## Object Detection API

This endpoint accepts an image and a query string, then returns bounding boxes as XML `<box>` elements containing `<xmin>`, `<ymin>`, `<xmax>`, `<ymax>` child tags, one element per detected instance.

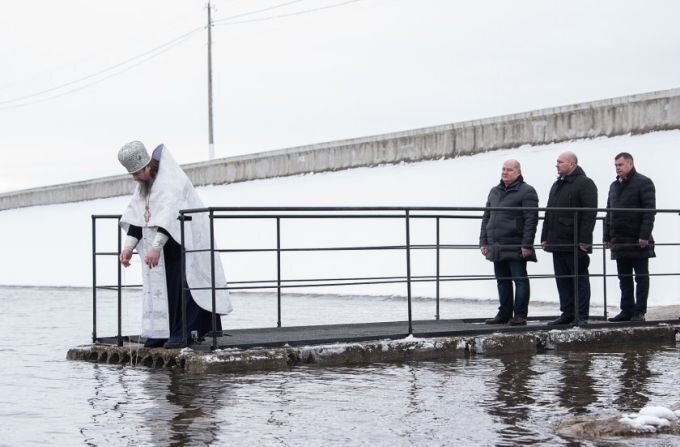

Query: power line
<box><xmin>0</xmin><ymin>27</ymin><xmax>203</xmax><ymax>108</ymax></box>
<box><xmin>0</xmin><ymin>31</ymin><xmax>200</xmax><ymax>110</ymax></box>
<box><xmin>212</xmin><ymin>0</ymin><xmax>308</xmax><ymax>25</ymax></box>
<box><xmin>0</xmin><ymin>51</ymin><xmax>102</xmax><ymax>92</ymax></box>
<box><xmin>214</xmin><ymin>0</ymin><xmax>362</xmax><ymax>26</ymax></box>
<box><xmin>0</xmin><ymin>0</ymin><xmax>366</xmax><ymax>110</ymax></box>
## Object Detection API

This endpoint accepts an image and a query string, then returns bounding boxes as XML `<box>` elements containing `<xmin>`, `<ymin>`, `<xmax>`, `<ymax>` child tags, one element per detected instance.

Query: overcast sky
<box><xmin>1</xmin><ymin>0</ymin><xmax>679</xmax><ymax>192</ymax></box>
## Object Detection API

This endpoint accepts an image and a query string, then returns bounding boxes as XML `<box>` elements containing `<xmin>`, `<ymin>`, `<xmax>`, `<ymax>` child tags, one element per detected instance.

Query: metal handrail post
<box><xmin>180</xmin><ymin>214</ymin><xmax>188</xmax><ymax>348</ymax></box>
<box><xmin>435</xmin><ymin>216</ymin><xmax>440</xmax><ymax>320</ymax></box>
<box><xmin>209</xmin><ymin>209</ymin><xmax>218</xmax><ymax>350</ymax></box>
<box><xmin>602</xmin><ymin>242</ymin><xmax>608</xmax><ymax>319</ymax></box>
<box><xmin>573</xmin><ymin>210</ymin><xmax>580</xmax><ymax>325</ymax></box>
<box><xmin>276</xmin><ymin>217</ymin><xmax>282</xmax><ymax>328</ymax></box>
<box><xmin>117</xmin><ymin>217</ymin><xmax>123</xmax><ymax>346</ymax></box>
<box><xmin>405</xmin><ymin>210</ymin><xmax>413</xmax><ymax>334</ymax></box>
<box><xmin>91</xmin><ymin>216</ymin><xmax>97</xmax><ymax>343</ymax></box>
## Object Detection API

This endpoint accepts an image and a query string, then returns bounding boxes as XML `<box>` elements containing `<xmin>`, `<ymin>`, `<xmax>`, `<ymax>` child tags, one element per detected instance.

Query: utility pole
<box><xmin>207</xmin><ymin>0</ymin><xmax>215</xmax><ymax>160</ymax></box>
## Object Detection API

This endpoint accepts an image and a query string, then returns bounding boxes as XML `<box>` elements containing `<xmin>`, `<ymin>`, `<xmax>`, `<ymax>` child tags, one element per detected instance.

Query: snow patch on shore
<box><xmin>619</xmin><ymin>406</ymin><xmax>680</xmax><ymax>433</ymax></box>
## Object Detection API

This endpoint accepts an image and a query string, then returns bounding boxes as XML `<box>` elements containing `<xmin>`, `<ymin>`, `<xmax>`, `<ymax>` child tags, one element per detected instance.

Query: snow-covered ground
<box><xmin>2</xmin><ymin>130</ymin><xmax>680</xmax><ymax>307</ymax></box>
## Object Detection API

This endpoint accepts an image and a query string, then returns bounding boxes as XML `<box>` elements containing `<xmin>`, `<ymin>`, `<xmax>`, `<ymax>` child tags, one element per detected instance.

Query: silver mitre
<box><xmin>118</xmin><ymin>141</ymin><xmax>151</xmax><ymax>173</ymax></box>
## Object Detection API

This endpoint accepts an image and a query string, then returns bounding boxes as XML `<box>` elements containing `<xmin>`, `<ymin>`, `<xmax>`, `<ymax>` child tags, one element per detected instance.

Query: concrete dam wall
<box><xmin>1</xmin><ymin>88</ymin><xmax>679</xmax><ymax>211</ymax></box>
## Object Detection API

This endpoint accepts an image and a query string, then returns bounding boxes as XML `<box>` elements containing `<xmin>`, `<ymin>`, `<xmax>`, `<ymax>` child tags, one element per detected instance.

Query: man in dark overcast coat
<box><xmin>604</xmin><ymin>152</ymin><xmax>656</xmax><ymax>322</ymax></box>
<box><xmin>541</xmin><ymin>151</ymin><xmax>597</xmax><ymax>325</ymax></box>
<box><xmin>480</xmin><ymin>159</ymin><xmax>539</xmax><ymax>326</ymax></box>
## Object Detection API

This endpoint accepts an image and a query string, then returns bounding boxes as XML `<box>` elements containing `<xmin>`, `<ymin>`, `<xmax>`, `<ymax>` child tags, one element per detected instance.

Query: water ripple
<box><xmin>3</xmin><ymin>286</ymin><xmax>680</xmax><ymax>445</ymax></box>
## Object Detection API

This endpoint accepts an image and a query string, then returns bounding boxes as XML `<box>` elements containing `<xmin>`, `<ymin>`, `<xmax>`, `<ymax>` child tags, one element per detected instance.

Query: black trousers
<box><xmin>164</xmin><ymin>243</ymin><xmax>222</xmax><ymax>343</ymax></box>
<box><xmin>616</xmin><ymin>257</ymin><xmax>650</xmax><ymax>316</ymax></box>
<box><xmin>552</xmin><ymin>251</ymin><xmax>591</xmax><ymax>319</ymax></box>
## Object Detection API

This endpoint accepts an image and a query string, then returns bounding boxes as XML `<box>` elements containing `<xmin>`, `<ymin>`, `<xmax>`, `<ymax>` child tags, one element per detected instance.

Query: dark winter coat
<box><xmin>603</xmin><ymin>168</ymin><xmax>656</xmax><ymax>259</ymax></box>
<box><xmin>540</xmin><ymin>166</ymin><xmax>598</xmax><ymax>253</ymax></box>
<box><xmin>479</xmin><ymin>176</ymin><xmax>539</xmax><ymax>262</ymax></box>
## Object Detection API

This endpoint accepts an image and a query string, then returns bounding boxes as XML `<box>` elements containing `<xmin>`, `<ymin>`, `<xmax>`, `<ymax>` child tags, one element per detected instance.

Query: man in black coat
<box><xmin>541</xmin><ymin>151</ymin><xmax>598</xmax><ymax>325</ymax></box>
<box><xmin>480</xmin><ymin>159</ymin><xmax>539</xmax><ymax>326</ymax></box>
<box><xmin>603</xmin><ymin>152</ymin><xmax>656</xmax><ymax>322</ymax></box>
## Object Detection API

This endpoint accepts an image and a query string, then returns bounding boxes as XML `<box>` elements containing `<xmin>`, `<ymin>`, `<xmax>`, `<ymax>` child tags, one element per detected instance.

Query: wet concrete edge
<box><xmin>66</xmin><ymin>324</ymin><xmax>680</xmax><ymax>374</ymax></box>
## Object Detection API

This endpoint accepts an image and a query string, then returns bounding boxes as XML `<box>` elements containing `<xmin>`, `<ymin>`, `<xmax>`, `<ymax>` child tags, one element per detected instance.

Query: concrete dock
<box><xmin>67</xmin><ymin>316</ymin><xmax>680</xmax><ymax>374</ymax></box>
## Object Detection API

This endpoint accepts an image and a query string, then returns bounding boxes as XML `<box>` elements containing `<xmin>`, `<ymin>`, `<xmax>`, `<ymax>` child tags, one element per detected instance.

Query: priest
<box><xmin>117</xmin><ymin>141</ymin><xmax>233</xmax><ymax>348</ymax></box>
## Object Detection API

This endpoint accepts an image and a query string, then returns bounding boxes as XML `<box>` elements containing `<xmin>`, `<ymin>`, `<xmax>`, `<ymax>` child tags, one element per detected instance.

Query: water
<box><xmin>1</xmin><ymin>286</ymin><xmax>680</xmax><ymax>446</ymax></box>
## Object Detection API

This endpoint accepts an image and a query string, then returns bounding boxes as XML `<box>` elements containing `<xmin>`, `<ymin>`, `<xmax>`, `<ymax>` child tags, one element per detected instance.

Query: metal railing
<box><xmin>91</xmin><ymin>206</ymin><xmax>677</xmax><ymax>350</ymax></box>
<box><xmin>91</xmin><ymin>214</ymin><xmax>123</xmax><ymax>346</ymax></box>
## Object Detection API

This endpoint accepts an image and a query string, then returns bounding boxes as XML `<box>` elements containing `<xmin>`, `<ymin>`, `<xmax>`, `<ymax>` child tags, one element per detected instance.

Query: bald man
<box><xmin>541</xmin><ymin>151</ymin><xmax>598</xmax><ymax>325</ymax></box>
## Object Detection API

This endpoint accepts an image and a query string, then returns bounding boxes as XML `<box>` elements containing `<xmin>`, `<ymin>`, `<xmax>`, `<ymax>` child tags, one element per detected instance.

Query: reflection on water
<box><xmin>559</xmin><ymin>353</ymin><xmax>598</xmax><ymax>414</ymax></box>
<box><xmin>614</xmin><ymin>350</ymin><xmax>655</xmax><ymax>412</ymax></box>
<box><xmin>73</xmin><ymin>349</ymin><xmax>680</xmax><ymax>446</ymax></box>
<box><xmin>3</xmin><ymin>286</ymin><xmax>680</xmax><ymax>446</ymax></box>
<box><xmin>487</xmin><ymin>355</ymin><xmax>542</xmax><ymax>444</ymax></box>
<box><xmin>144</xmin><ymin>372</ymin><xmax>223</xmax><ymax>446</ymax></box>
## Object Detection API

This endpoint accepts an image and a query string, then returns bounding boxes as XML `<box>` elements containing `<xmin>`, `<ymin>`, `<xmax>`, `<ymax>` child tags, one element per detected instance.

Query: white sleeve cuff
<box><xmin>151</xmin><ymin>231</ymin><xmax>169</xmax><ymax>250</ymax></box>
<box><xmin>124</xmin><ymin>235</ymin><xmax>139</xmax><ymax>251</ymax></box>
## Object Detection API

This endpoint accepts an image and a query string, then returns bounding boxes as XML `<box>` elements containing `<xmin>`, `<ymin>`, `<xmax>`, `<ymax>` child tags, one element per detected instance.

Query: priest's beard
<box><xmin>139</xmin><ymin>179</ymin><xmax>154</xmax><ymax>196</ymax></box>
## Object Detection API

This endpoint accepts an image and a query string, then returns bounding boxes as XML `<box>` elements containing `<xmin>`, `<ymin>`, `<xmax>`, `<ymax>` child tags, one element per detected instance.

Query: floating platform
<box><xmin>67</xmin><ymin>317</ymin><xmax>680</xmax><ymax>373</ymax></box>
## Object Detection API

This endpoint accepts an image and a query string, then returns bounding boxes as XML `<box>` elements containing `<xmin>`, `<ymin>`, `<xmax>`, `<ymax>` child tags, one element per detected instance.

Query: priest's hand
<box><xmin>120</xmin><ymin>249</ymin><xmax>133</xmax><ymax>267</ymax></box>
<box><xmin>145</xmin><ymin>248</ymin><xmax>161</xmax><ymax>268</ymax></box>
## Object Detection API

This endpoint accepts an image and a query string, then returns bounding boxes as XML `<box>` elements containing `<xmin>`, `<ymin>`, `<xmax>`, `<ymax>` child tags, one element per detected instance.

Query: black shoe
<box><xmin>485</xmin><ymin>314</ymin><xmax>510</xmax><ymax>324</ymax></box>
<box><xmin>163</xmin><ymin>337</ymin><xmax>192</xmax><ymax>349</ymax></box>
<box><xmin>608</xmin><ymin>311</ymin><xmax>632</xmax><ymax>322</ymax></box>
<box><xmin>509</xmin><ymin>317</ymin><xmax>527</xmax><ymax>326</ymax></box>
<box><xmin>547</xmin><ymin>315</ymin><xmax>574</xmax><ymax>326</ymax></box>
<box><xmin>630</xmin><ymin>313</ymin><xmax>646</xmax><ymax>322</ymax></box>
